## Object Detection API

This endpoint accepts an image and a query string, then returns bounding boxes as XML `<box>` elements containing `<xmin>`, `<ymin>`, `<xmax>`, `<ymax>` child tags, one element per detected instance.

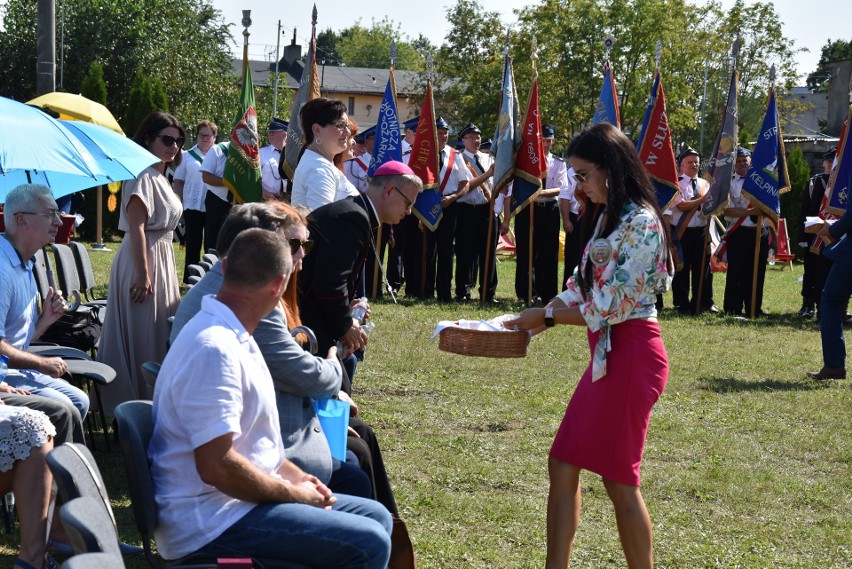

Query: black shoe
<box><xmin>806</xmin><ymin>367</ymin><xmax>846</xmax><ymax>380</ymax></box>
<box><xmin>702</xmin><ymin>305</ymin><xmax>720</xmax><ymax>314</ymax></box>
<box><xmin>797</xmin><ymin>305</ymin><xmax>813</xmax><ymax>317</ymax></box>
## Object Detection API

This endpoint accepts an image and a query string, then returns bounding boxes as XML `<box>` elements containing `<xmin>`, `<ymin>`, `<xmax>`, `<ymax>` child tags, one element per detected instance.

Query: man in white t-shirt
<box><xmin>174</xmin><ymin>120</ymin><xmax>217</xmax><ymax>281</ymax></box>
<box><xmin>150</xmin><ymin>228</ymin><xmax>392</xmax><ymax>568</ymax></box>
<box><xmin>201</xmin><ymin>141</ymin><xmax>230</xmax><ymax>253</ymax></box>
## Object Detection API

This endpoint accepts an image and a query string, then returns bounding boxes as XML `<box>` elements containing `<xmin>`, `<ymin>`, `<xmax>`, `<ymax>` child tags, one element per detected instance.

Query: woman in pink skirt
<box><xmin>506</xmin><ymin>123</ymin><xmax>671</xmax><ymax>568</ymax></box>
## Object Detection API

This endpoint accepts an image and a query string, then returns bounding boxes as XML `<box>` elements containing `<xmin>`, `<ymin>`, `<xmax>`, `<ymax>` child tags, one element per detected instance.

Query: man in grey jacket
<box><xmin>170</xmin><ymin>202</ymin><xmax>370</xmax><ymax>497</ymax></box>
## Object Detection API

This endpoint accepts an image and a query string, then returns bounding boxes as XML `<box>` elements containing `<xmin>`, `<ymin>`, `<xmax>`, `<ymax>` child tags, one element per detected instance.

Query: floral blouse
<box><xmin>556</xmin><ymin>201</ymin><xmax>671</xmax><ymax>381</ymax></box>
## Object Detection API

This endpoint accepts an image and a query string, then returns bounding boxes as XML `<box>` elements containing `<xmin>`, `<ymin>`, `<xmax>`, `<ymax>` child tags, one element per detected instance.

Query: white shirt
<box><xmin>200</xmin><ymin>143</ymin><xmax>229</xmax><ymax>202</ymax></box>
<box><xmin>541</xmin><ymin>154</ymin><xmax>569</xmax><ymax>202</ymax></box>
<box><xmin>558</xmin><ymin>166</ymin><xmax>581</xmax><ymax>215</ymax></box>
<box><xmin>173</xmin><ymin>145</ymin><xmax>207</xmax><ymax>212</ymax></box>
<box><xmin>344</xmin><ymin>152</ymin><xmax>371</xmax><ymax>192</ymax></box>
<box><xmin>149</xmin><ymin>295</ymin><xmax>285</xmax><ymax>560</ymax></box>
<box><xmin>259</xmin><ymin>144</ymin><xmax>287</xmax><ymax>198</ymax></box>
<box><xmin>665</xmin><ymin>176</ymin><xmax>708</xmax><ymax>228</ymax></box>
<box><xmin>458</xmin><ymin>150</ymin><xmax>493</xmax><ymax>206</ymax></box>
<box><xmin>291</xmin><ymin>149</ymin><xmax>356</xmax><ymax>211</ymax></box>
<box><xmin>438</xmin><ymin>146</ymin><xmax>471</xmax><ymax>196</ymax></box>
<box><xmin>725</xmin><ymin>173</ymin><xmax>760</xmax><ymax>228</ymax></box>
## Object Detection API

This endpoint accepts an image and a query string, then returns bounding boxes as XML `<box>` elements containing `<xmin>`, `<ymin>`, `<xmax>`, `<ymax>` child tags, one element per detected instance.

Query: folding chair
<box><xmin>59</xmin><ymin>496</ymin><xmax>122</xmax><ymax>557</ymax></box>
<box><xmin>496</xmin><ymin>228</ymin><xmax>516</xmax><ymax>261</ymax></box>
<box><xmin>69</xmin><ymin>240</ymin><xmax>109</xmax><ymax>306</ymax></box>
<box><xmin>770</xmin><ymin>218</ymin><xmax>795</xmax><ymax>271</ymax></box>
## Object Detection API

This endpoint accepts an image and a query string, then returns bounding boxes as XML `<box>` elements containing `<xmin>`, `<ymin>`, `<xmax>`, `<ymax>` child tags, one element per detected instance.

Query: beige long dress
<box><xmin>97</xmin><ymin>166</ymin><xmax>182</xmax><ymax>416</ymax></box>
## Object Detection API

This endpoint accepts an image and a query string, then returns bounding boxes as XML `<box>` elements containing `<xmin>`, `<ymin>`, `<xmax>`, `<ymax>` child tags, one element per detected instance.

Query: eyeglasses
<box><xmin>391</xmin><ymin>186</ymin><xmax>413</xmax><ymax>209</ymax></box>
<box><xmin>154</xmin><ymin>134</ymin><xmax>186</xmax><ymax>147</ymax></box>
<box><xmin>571</xmin><ymin>164</ymin><xmax>601</xmax><ymax>185</ymax></box>
<box><xmin>197</xmin><ymin>132</ymin><xmax>215</xmax><ymax>140</ymax></box>
<box><xmin>288</xmin><ymin>238</ymin><xmax>314</xmax><ymax>256</ymax></box>
<box><xmin>18</xmin><ymin>210</ymin><xmax>61</xmax><ymax>220</ymax></box>
<box><xmin>329</xmin><ymin>120</ymin><xmax>352</xmax><ymax>133</ymax></box>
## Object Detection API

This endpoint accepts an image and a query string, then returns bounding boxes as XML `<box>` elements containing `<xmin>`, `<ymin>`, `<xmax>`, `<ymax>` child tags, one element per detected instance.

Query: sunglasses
<box><xmin>154</xmin><ymin>134</ymin><xmax>186</xmax><ymax>147</ymax></box>
<box><xmin>289</xmin><ymin>238</ymin><xmax>314</xmax><ymax>256</ymax></box>
<box><xmin>571</xmin><ymin>164</ymin><xmax>600</xmax><ymax>184</ymax></box>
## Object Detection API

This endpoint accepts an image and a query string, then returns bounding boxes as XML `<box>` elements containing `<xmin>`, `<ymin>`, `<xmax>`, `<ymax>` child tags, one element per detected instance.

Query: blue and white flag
<box><xmin>592</xmin><ymin>61</ymin><xmax>621</xmax><ymax>128</ymax></box>
<box><xmin>742</xmin><ymin>88</ymin><xmax>789</xmax><ymax>231</ymax></box>
<box><xmin>491</xmin><ymin>52</ymin><xmax>520</xmax><ymax>195</ymax></box>
<box><xmin>368</xmin><ymin>69</ymin><xmax>402</xmax><ymax>177</ymax></box>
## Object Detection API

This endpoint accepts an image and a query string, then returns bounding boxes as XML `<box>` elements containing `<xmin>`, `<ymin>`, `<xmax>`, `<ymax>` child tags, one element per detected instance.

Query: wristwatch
<box><xmin>544</xmin><ymin>306</ymin><xmax>555</xmax><ymax>327</ymax></box>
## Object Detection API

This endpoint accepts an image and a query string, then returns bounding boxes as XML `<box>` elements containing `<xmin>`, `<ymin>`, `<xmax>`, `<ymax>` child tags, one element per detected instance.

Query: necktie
<box><xmin>691</xmin><ymin>178</ymin><xmax>698</xmax><ymax>199</ymax></box>
<box><xmin>474</xmin><ymin>154</ymin><xmax>485</xmax><ymax>173</ymax></box>
<box><xmin>439</xmin><ymin>149</ymin><xmax>445</xmax><ymax>172</ymax></box>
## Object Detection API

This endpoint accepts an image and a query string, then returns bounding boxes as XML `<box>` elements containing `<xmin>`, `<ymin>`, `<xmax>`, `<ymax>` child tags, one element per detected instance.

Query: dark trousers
<box><xmin>820</xmin><ymin>260</ymin><xmax>852</xmax><ymax>369</ymax></box>
<box><xmin>385</xmin><ymin>224</ymin><xmax>404</xmax><ymax>294</ymax></box>
<box><xmin>672</xmin><ymin>226</ymin><xmax>714</xmax><ymax>312</ymax></box>
<box><xmin>364</xmin><ymin>223</ymin><xmax>393</xmax><ymax>299</ymax></box>
<box><xmin>801</xmin><ymin>249</ymin><xmax>833</xmax><ymax>310</ymax></box>
<box><xmin>435</xmin><ymin>202</ymin><xmax>459</xmax><ymax>301</ymax></box>
<box><xmin>455</xmin><ymin>203</ymin><xmax>497</xmax><ymax>301</ymax></box>
<box><xmin>204</xmin><ymin>191</ymin><xmax>231</xmax><ymax>254</ymax></box>
<box><xmin>514</xmin><ymin>200</ymin><xmax>560</xmax><ymax>303</ymax></box>
<box><xmin>182</xmin><ymin>209</ymin><xmax>207</xmax><ymax>282</ymax></box>
<box><xmin>0</xmin><ymin>393</ymin><xmax>85</xmax><ymax>445</ymax></box>
<box><xmin>348</xmin><ymin>416</ymin><xmax>399</xmax><ymax>517</ymax></box>
<box><xmin>723</xmin><ymin>226</ymin><xmax>769</xmax><ymax>316</ymax></box>
<box><xmin>399</xmin><ymin>214</ymin><xmax>424</xmax><ymax>298</ymax></box>
<box><xmin>562</xmin><ymin>212</ymin><xmax>582</xmax><ymax>290</ymax></box>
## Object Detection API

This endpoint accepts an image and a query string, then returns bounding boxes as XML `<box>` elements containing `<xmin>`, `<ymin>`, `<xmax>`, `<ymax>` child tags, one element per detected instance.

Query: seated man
<box><xmin>171</xmin><ymin>203</ymin><xmax>370</xmax><ymax>498</ymax></box>
<box><xmin>0</xmin><ymin>184</ymin><xmax>89</xmax><ymax>419</ymax></box>
<box><xmin>150</xmin><ymin>228</ymin><xmax>392</xmax><ymax>567</ymax></box>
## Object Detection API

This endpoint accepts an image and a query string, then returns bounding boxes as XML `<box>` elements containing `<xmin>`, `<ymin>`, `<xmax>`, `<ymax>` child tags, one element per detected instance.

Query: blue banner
<box><xmin>368</xmin><ymin>72</ymin><xmax>402</xmax><ymax>177</ymax></box>
<box><xmin>492</xmin><ymin>53</ymin><xmax>520</xmax><ymax>195</ymax></box>
<box><xmin>826</xmin><ymin>111</ymin><xmax>851</xmax><ymax>217</ymax></box>
<box><xmin>635</xmin><ymin>70</ymin><xmax>679</xmax><ymax>211</ymax></box>
<box><xmin>592</xmin><ymin>61</ymin><xmax>621</xmax><ymax>128</ymax></box>
<box><xmin>742</xmin><ymin>88</ymin><xmax>789</xmax><ymax>230</ymax></box>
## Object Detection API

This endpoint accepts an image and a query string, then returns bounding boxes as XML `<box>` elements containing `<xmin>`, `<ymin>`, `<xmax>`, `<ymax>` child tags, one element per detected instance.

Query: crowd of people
<box><xmin>1</xmin><ymin>93</ymin><xmax>849</xmax><ymax>568</ymax></box>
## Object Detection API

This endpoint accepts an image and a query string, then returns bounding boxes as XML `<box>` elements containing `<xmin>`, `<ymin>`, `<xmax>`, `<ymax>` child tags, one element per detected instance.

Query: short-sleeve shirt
<box><xmin>173</xmin><ymin>145</ymin><xmax>207</xmax><ymax>212</ymax></box>
<box><xmin>439</xmin><ymin>146</ymin><xmax>471</xmax><ymax>196</ymax></box>
<box><xmin>291</xmin><ymin>149</ymin><xmax>344</xmax><ymax>211</ymax></box>
<box><xmin>558</xmin><ymin>166</ymin><xmax>581</xmax><ymax>215</ymax></box>
<box><xmin>117</xmin><ymin>166</ymin><xmax>183</xmax><ymax>235</ymax></box>
<box><xmin>0</xmin><ymin>235</ymin><xmax>38</xmax><ymax>350</ymax></box>
<box><xmin>149</xmin><ymin>295</ymin><xmax>285</xmax><ymax>560</ymax></box>
<box><xmin>200</xmin><ymin>143</ymin><xmax>229</xmax><ymax>202</ymax></box>
<box><xmin>665</xmin><ymin>177</ymin><xmax>708</xmax><ymax>228</ymax></box>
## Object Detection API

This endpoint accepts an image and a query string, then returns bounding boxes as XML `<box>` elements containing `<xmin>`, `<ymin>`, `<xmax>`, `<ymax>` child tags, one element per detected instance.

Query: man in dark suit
<box><xmin>797</xmin><ymin>149</ymin><xmax>835</xmax><ymax>317</ymax></box>
<box><xmin>298</xmin><ymin>161</ymin><xmax>423</xmax><ymax>356</ymax></box>
<box><xmin>806</xmin><ymin>198</ymin><xmax>851</xmax><ymax>380</ymax></box>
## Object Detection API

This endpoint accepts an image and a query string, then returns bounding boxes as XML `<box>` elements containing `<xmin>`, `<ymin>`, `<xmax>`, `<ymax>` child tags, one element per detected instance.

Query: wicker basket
<box><xmin>438</xmin><ymin>326</ymin><xmax>530</xmax><ymax>358</ymax></box>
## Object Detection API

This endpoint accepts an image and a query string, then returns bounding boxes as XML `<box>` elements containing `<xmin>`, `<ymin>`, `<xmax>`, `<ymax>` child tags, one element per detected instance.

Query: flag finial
<box><xmin>604</xmin><ymin>34</ymin><xmax>615</xmax><ymax>61</ymax></box>
<box><xmin>311</xmin><ymin>4</ymin><xmax>317</xmax><ymax>26</ymax></box>
<box><xmin>390</xmin><ymin>40</ymin><xmax>397</xmax><ymax>66</ymax></box>
<box><xmin>769</xmin><ymin>63</ymin><xmax>776</xmax><ymax>86</ymax></box>
<box><xmin>531</xmin><ymin>35</ymin><xmax>538</xmax><ymax>62</ymax></box>
<box><xmin>241</xmin><ymin>10</ymin><xmax>251</xmax><ymax>30</ymax></box>
<box><xmin>503</xmin><ymin>28</ymin><xmax>510</xmax><ymax>57</ymax></box>
<box><xmin>655</xmin><ymin>40</ymin><xmax>662</xmax><ymax>69</ymax></box>
<box><xmin>426</xmin><ymin>53</ymin><xmax>433</xmax><ymax>81</ymax></box>
<box><xmin>730</xmin><ymin>38</ymin><xmax>740</xmax><ymax>71</ymax></box>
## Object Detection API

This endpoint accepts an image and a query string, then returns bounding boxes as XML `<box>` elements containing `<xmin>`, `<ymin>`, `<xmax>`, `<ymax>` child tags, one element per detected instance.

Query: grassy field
<box><xmin>2</xmin><ymin>242</ymin><xmax>850</xmax><ymax>568</ymax></box>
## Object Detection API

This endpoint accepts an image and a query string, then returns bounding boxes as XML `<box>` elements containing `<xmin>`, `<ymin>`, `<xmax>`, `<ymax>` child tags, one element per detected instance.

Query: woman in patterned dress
<box><xmin>98</xmin><ymin>112</ymin><xmax>184</xmax><ymax>415</ymax></box>
<box><xmin>506</xmin><ymin>123</ymin><xmax>671</xmax><ymax>568</ymax></box>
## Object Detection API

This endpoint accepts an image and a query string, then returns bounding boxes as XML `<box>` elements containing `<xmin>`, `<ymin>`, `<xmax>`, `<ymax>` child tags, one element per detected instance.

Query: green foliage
<box><xmin>0</xmin><ymin>0</ymin><xmax>238</xmax><ymax>137</ymax></box>
<box><xmin>151</xmin><ymin>77</ymin><xmax>169</xmax><ymax>113</ymax></box>
<box><xmin>316</xmin><ymin>27</ymin><xmax>342</xmax><ymax>65</ymax></box>
<box><xmin>80</xmin><ymin>62</ymin><xmax>108</xmax><ymax>105</ymax></box>
<box><xmin>335</xmin><ymin>18</ymin><xmax>426</xmax><ymax>71</ymax></box>
<box><xmin>806</xmin><ymin>38</ymin><xmax>852</xmax><ymax>92</ymax></box>
<box><xmin>123</xmin><ymin>70</ymin><xmax>156</xmax><ymax>136</ymax></box>
<box><xmin>780</xmin><ymin>145</ymin><xmax>811</xmax><ymax>246</ymax></box>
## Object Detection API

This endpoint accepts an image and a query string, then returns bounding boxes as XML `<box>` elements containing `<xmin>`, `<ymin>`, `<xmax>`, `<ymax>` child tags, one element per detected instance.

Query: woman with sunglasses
<box><xmin>291</xmin><ymin>98</ymin><xmax>359</xmax><ymax>211</ymax></box>
<box><xmin>98</xmin><ymin>111</ymin><xmax>184</xmax><ymax>416</ymax></box>
<box><xmin>505</xmin><ymin>123</ymin><xmax>671</xmax><ymax>569</ymax></box>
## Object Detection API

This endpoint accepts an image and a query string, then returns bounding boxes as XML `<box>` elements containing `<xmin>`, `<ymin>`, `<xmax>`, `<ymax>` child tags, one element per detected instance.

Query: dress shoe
<box><xmin>806</xmin><ymin>367</ymin><xmax>846</xmax><ymax>380</ymax></box>
<box><xmin>702</xmin><ymin>304</ymin><xmax>720</xmax><ymax>314</ymax></box>
<box><xmin>797</xmin><ymin>305</ymin><xmax>814</xmax><ymax>317</ymax></box>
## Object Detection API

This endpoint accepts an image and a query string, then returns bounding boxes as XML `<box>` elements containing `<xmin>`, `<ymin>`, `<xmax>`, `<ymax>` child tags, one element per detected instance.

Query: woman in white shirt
<box><xmin>291</xmin><ymin>98</ymin><xmax>355</xmax><ymax>211</ymax></box>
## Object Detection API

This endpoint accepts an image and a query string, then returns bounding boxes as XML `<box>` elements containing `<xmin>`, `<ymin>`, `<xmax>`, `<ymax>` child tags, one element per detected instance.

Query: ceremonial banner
<box><xmin>592</xmin><ymin>61</ymin><xmax>621</xmax><ymax>128</ymax></box>
<box><xmin>368</xmin><ymin>68</ymin><xmax>402</xmax><ymax>177</ymax></box>
<box><xmin>742</xmin><ymin>88</ymin><xmax>789</xmax><ymax>231</ymax></box>
<box><xmin>223</xmin><ymin>62</ymin><xmax>262</xmax><ymax>203</ymax></box>
<box><xmin>701</xmin><ymin>68</ymin><xmax>738</xmax><ymax>216</ymax></box>
<box><xmin>409</xmin><ymin>81</ymin><xmax>442</xmax><ymax>231</ymax></box>
<box><xmin>635</xmin><ymin>69</ymin><xmax>679</xmax><ymax>211</ymax></box>
<box><xmin>512</xmin><ymin>74</ymin><xmax>546</xmax><ymax>215</ymax></box>
<box><xmin>826</xmin><ymin>107</ymin><xmax>851</xmax><ymax>217</ymax></box>
<box><xmin>283</xmin><ymin>28</ymin><xmax>320</xmax><ymax>179</ymax></box>
<box><xmin>491</xmin><ymin>52</ymin><xmax>520</xmax><ymax>196</ymax></box>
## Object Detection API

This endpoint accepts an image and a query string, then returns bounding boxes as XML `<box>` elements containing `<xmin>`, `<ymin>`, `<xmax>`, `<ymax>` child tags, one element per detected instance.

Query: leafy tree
<box><xmin>781</xmin><ymin>145</ymin><xmax>812</xmax><ymax>246</ymax></box>
<box><xmin>806</xmin><ymin>39</ymin><xmax>852</xmax><ymax>92</ymax></box>
<box><xmin>0</xmin><ymin>0</ymin><xmax>238</xmax><ymax>135</ymax></box>
<box><xmin>316</xmin><ymin>28</ymin><xmax>342</xmax><ymax>65</ymax></box>
<box><xmin>151</xmin><ymin>77</ymin><xmax>169</xmax><ymax>112</ymax></box>
<box><xmin>336</xmin><ymin>19</ymin><xmax>425</xmax><ymax>71</ymax></box>
<box><xmin>80</xmin><ymin>62</ymin><xmax>107</xmax><ymax>106</ymax></box>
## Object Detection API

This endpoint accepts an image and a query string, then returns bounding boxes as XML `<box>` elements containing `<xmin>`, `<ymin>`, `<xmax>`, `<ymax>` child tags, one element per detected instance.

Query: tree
<box><xmin>0</xmin><ymin>0</ymin><xmax>238</xmax><ymax>135</ymax></box>
<box><xmin>123</xmin><ymin>70</ymin><xmax>156</xmax><ymax>136</ymax></box>
<box><xmin>806</xmin><ymin>39</ymin><xmax>852</xmax><ymax>92</ymax></box>
<box><xmin>316</xmin><ymin>28</ymin><xmax>342</xmax><ymax>66</ymax></box>
<box><xmin>80</xmin><ymin>62</ymin><xmax>107</xmax><ymax>106</ymax></box>
<box><xmin>335</xmin><ymin>19</ymin><xmax>425</xmax><ymax>71</ymax></box>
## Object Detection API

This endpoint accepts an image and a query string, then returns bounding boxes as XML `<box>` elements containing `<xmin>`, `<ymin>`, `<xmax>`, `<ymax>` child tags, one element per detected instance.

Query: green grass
<box><xmin>3</xmin><ymin>243</ymin><xmax>850</xmax><ymax>568</ymax></box>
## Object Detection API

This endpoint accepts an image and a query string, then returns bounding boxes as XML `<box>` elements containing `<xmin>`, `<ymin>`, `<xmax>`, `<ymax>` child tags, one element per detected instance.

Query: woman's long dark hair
<box><xmin>567</xmin><ymin>123</ymin><xmax>666</xmax><ymax>297</ymax></box>
<box><xmin>133</xmin><ymin>111</ymin><xmax>184</xmax><ymax>167</ymax></box>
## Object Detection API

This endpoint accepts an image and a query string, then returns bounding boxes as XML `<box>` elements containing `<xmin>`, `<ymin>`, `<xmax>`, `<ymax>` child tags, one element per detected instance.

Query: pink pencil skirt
<box><xmin>550</xmin><ymin>318</ymin><xmax>668</xmax><ymax>486</ymax></box>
